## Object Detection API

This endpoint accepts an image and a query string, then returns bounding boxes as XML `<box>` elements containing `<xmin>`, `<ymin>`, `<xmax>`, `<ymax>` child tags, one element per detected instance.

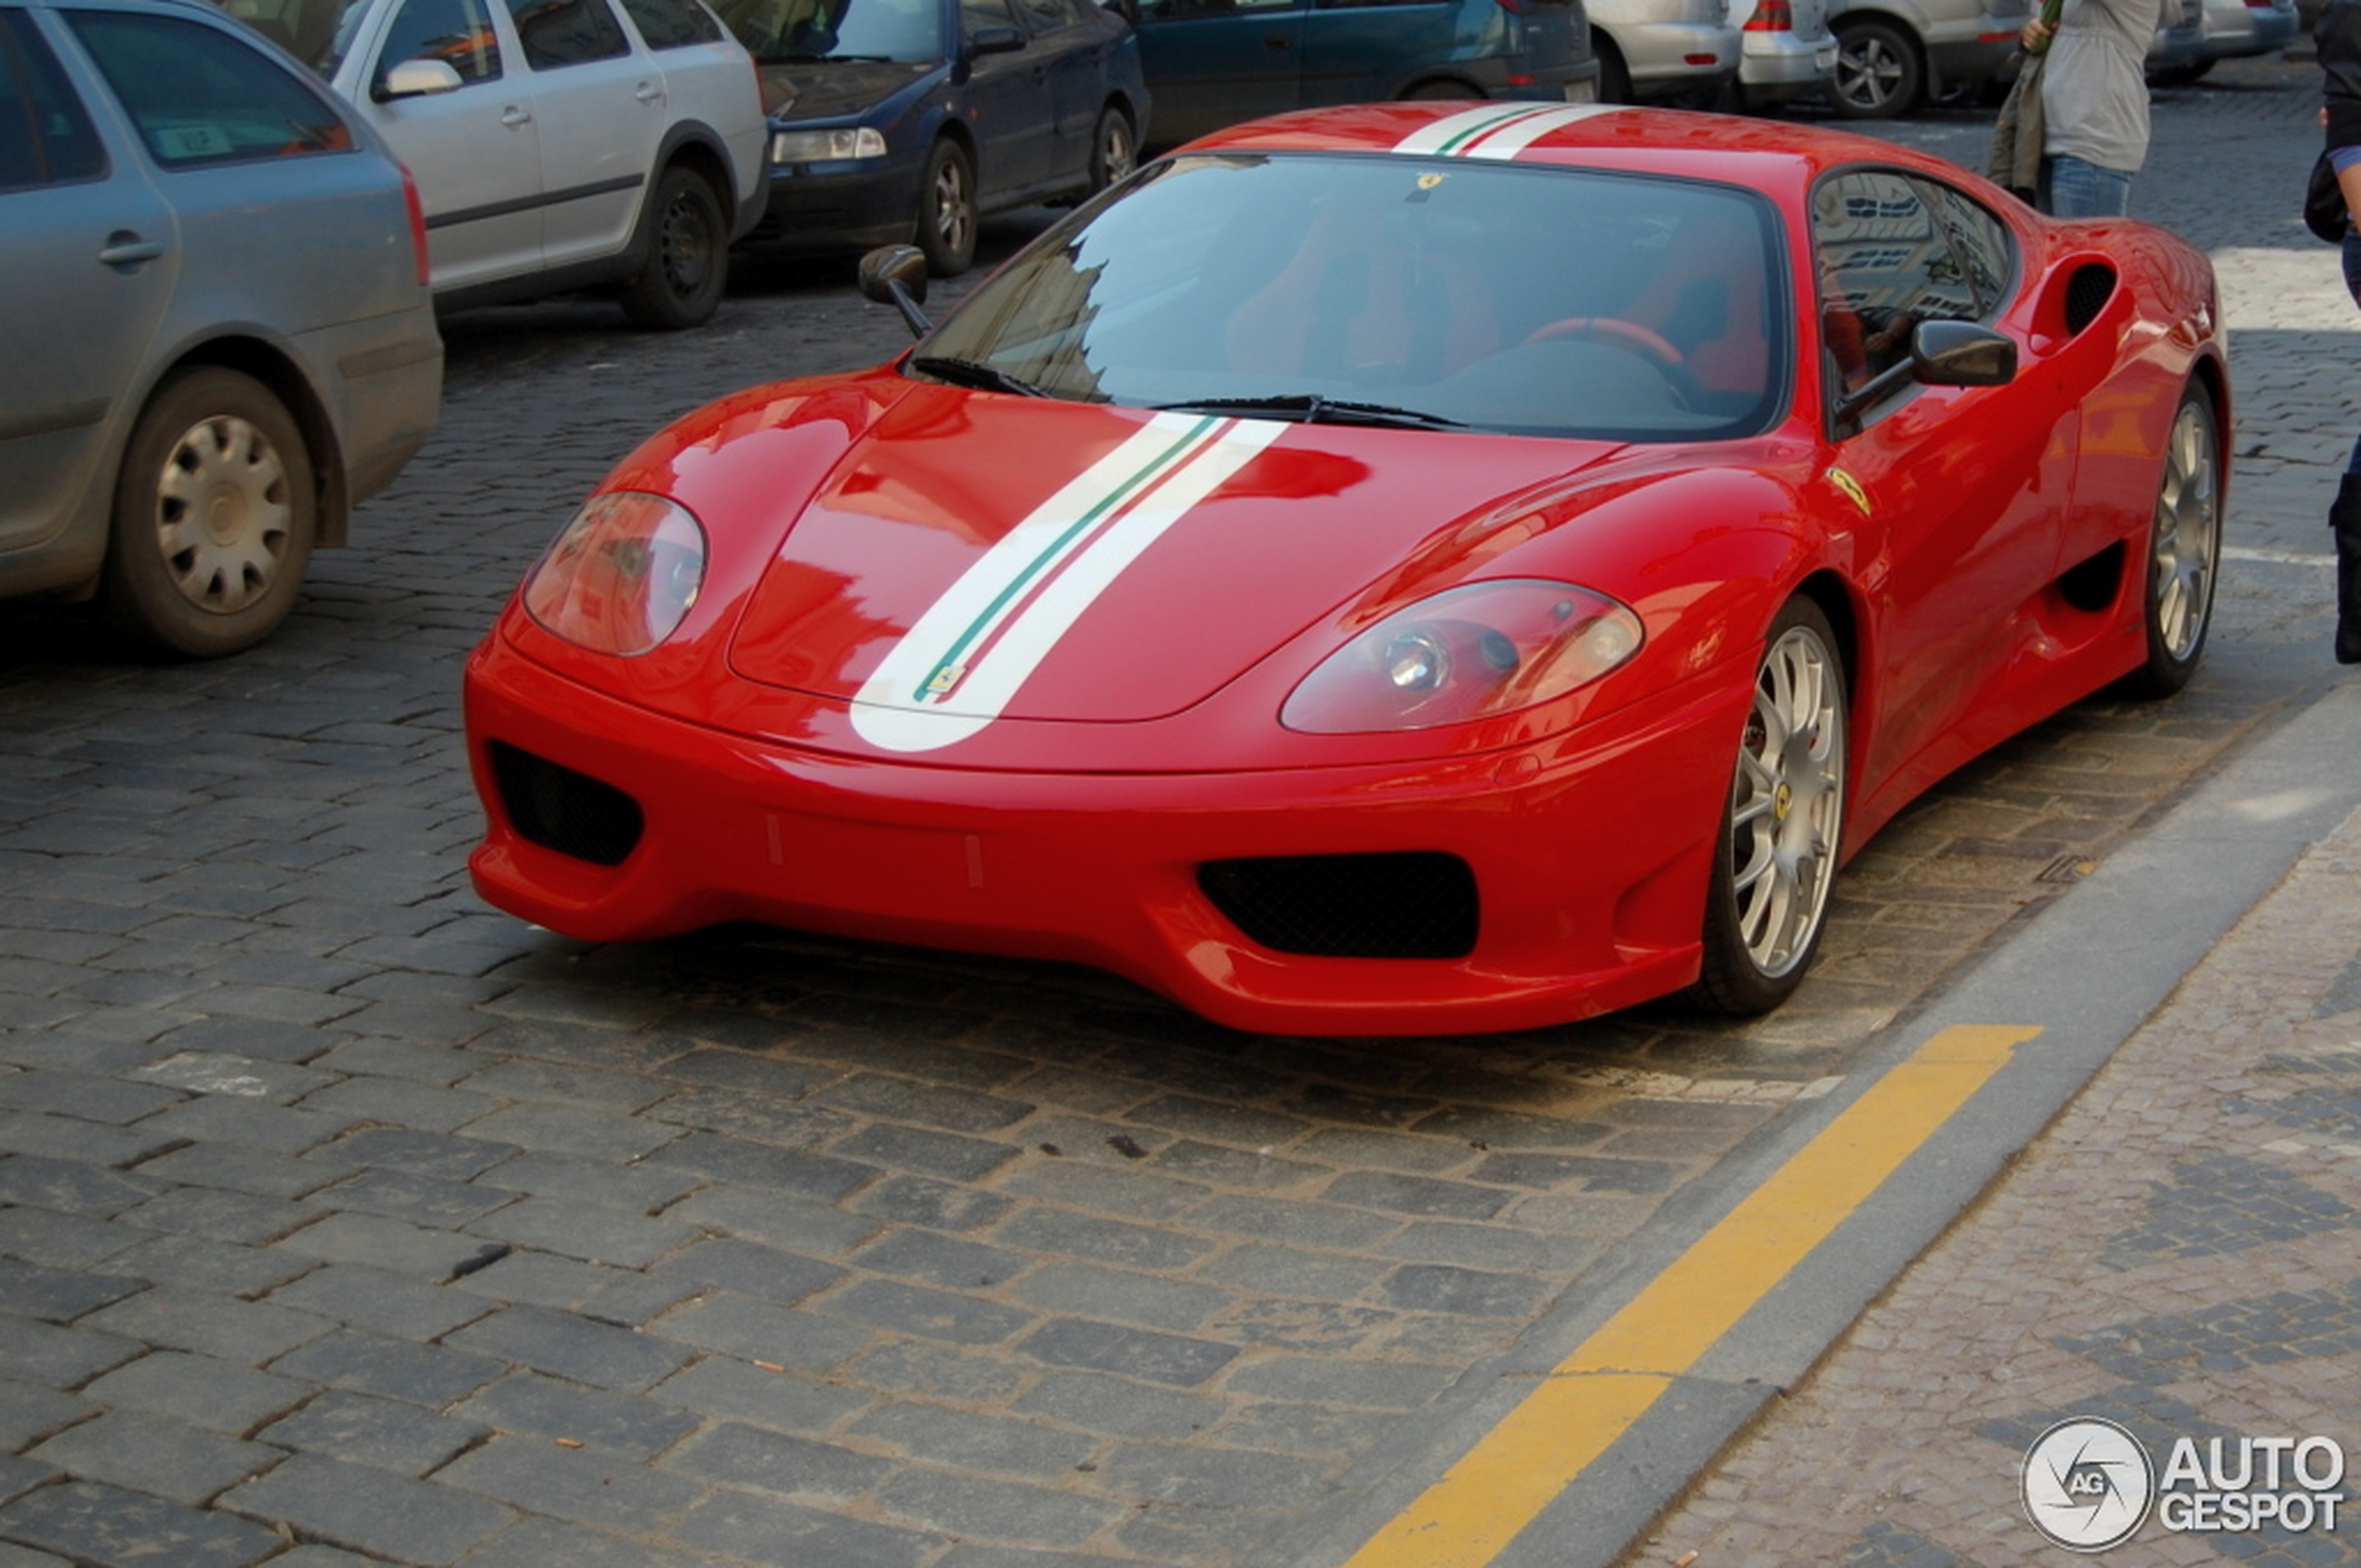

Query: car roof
<box><xmin>1180</xmin><ymin>102</ymin><xmax>1979</xmax><ymax>199</ymax></box>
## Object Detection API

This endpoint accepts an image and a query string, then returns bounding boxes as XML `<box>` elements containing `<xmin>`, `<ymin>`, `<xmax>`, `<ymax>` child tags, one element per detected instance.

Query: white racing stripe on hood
<box><xmin>850</xmin><ymin>412</ymin><xmax>1287</xmax><ymax>755</ymax></box>
<box><xmin>1390</xmin><ymin>102</ymin><xmax>1626</xmax><ymax>159</ymax></box>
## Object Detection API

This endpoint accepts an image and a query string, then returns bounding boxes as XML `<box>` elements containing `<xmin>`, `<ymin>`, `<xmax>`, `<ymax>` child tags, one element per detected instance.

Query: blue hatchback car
<box><xmin>724</xmin><ymin>0</ymin><xmax>1150</xmax><ymax>275</ymax></box>
<box><xmin>1131</xmin><ymin>0</ymin><xmax>1598</xmax><ymax>150</ymax></box>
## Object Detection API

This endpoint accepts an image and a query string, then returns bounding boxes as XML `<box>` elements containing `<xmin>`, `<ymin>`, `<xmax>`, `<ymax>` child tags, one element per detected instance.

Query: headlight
<box><xmin>1281</xmin><ymin>579</ymin><xmax>1643</xmax><ymax>734</ymax></box>
<box><xmin>522</xmin><ymin>493</ymin><xmax>706</xmax><ymax>657</ymax></box>
<box><xmin>770</xmin><ymin>126</ymin><xmax>887</xmax><ymax>163</ymax></box>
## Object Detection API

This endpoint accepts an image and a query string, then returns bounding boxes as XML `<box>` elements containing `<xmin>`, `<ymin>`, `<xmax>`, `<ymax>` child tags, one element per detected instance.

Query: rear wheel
<box><xmin>1691</xmin><ymin>597</ymin><xmax>1848</xmax><ymax>1015</ymax></box>
<box><xmin>619</xmin><ymin>165</ymin><xmax>728</xmax><ymax>330</ymax></box>
<box><xmin>100</xmin><ymin>367</ymin><xmax>317</xmax><ymax>658</ymax></box>
<box><xmin>917</xmin><ymin>138</ymin><xmax>978</xmax><ymax>277</ymax></box>
<box><xmin>1828</xmin><ymin>17</ymin><xmax>1921</xmax><ymax>118</ymax></box>
<box><xmin>2123</xmin><ymin>379</ymin><xmax>2222</xmax><ymax>698</ymax></box>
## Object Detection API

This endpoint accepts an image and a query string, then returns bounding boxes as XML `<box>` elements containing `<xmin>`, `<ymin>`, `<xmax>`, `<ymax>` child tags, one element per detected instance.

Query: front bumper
<box><xmin>464</xmin><ymin>638</ymin><xmax>1749</xmax><ymax>1036</ymax></box>
<box><xmin>743</xmin><ymin>152</ymin><xmax>920</xmax><ymax>252</ymax></box>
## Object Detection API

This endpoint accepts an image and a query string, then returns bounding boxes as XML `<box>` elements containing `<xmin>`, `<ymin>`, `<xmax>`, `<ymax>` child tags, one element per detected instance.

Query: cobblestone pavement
<box><xmin>0</xmin><ymin>57</ymin><xmax>2353</xmax><ymax>1568</ymax></box>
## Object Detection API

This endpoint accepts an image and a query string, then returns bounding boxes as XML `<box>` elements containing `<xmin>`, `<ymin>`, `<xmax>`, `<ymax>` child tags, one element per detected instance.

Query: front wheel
<box><xmin>916</xmin><ymin>138</ymin><xmax>978</xmax><ymax>277</ymax></box>
<box><xmin>620</xmin><ymin>165</ymin><xmax>728</xmax><ymax>330</ymax></box>
<box><xmin>1089</xmin><ymin>104</ymin><xmax>1136</xmax><ymax>193</ymax></box>
<box><xmin>1691</xmin><ymin>597</ymin><xmax>1849</xmax><ymax>1015</ymax></box>
<box><xmin>100</xmin><ymin>367</ymin><xmax>318</xmax><ymax>659</ymax></box>
<box><xmin>2122</xmin><ymin>379</ymin><xmax>2222</xmax><ymax>699</ymax></box>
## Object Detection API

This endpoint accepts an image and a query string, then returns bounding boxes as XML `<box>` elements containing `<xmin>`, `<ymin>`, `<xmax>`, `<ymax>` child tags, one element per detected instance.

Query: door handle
<box><xmin>500</xmin><ymin>104</ymin><xmax>532</xmax><ymax>126</ymax></box>
<box><xmin>635</xmin><ymin>81</ymin><xmax>662</xmax><ymax>102</ymax></box>
<box><xmin>99</xmin><ymin>232</ymin><xmax>165</xmax><ymax>267</ymax></box>
<box><xmin>1262</xmin><ymin>33</ymin><xmax>1291</xmax><ymax>48</ymax></box>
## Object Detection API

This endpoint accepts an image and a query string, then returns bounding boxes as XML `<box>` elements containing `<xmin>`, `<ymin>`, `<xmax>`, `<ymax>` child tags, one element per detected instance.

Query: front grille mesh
<box><xmin>1197</xmin><ymin>851</ymin><xmax>1479</xmax><ymax>959</ymax></box>
<box><xmin>489</xmin><ymin>743</ymin><xmax>644</xmax><ymax>867</ymax></box>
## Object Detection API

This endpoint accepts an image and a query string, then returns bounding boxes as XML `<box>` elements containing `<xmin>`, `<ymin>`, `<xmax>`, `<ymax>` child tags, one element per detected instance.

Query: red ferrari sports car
<box><xmin>464</xmin><ymin>101</ymin><xmax>2227</xmax><ymax>1036</ymax></box>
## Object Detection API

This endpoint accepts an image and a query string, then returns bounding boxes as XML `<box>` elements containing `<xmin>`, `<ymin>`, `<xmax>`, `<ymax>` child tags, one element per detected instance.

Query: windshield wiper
<box><xmin>909</xmin><ymin>357</ymin><xmax>1049</xmax><ymax>398</ymax></box>
<box><xmin>1151</xmin><ymin>394</ymin><xmax>1463</xmax><ymax>430</ymax></box>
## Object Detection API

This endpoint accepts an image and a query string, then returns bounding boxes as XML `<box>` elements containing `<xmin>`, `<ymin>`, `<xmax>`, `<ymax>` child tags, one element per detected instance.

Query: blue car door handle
<box><xmin>98</xmin><ymin>232</ymin><xmax>165</xmax><ymax>267</ymax></box>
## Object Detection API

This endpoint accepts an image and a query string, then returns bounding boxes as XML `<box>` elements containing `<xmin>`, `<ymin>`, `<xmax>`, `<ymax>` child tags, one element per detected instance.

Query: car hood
<box><xmin>722</xmin><ymin>389</ymin><xmax>1626</xmax><ymax>754</ymax></box>
<box><xmin>758</xmin><ymin>59</ymin><xmax>938</xmax><ymax>119</ymax></box>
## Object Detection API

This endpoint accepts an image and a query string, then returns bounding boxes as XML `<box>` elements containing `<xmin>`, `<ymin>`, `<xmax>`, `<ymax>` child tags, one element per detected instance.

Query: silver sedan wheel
<box><xmin>153</xmin><ymin>411</ymin><xmax>293</xmax><ymax>615</ymax></box>
<box><xmin>1728</xmin><ymin>619</ymin><xmax>1847</xmax><ymax>981</ymax></box>
<box><xmin>2150</xmin><ymin>389</ymin><xmax>2220</xmax><ymax>665</ymax></box>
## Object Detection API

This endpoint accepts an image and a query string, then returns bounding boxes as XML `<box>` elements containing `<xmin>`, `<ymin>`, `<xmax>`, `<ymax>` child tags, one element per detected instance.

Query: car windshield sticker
<box><xmin>851</xmin><ymin>413</ymin><xmax>1287</xmax><ymax>753</ymax></box>
<box><xmin>1391</xmin><ymin>103</ymin><xmax>1624</xmax><ymax>160</ymax></box>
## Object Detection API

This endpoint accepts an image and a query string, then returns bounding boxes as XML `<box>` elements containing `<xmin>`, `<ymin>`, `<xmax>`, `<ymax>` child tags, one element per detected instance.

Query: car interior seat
<box><xmin>1618</xmin><ymin>203</ymin><xmax>1773</xmax><ymax>407</ymax></box>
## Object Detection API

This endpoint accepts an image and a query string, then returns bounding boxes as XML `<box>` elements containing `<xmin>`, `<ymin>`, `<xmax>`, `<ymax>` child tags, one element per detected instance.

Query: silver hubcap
<box><xmin>2151</xmin><ymin>397</ymin><xmax>2219</xmax><ymax>662</ymax></box>
<box><xmin>1103</xmin><ymin>121</ymin><xmax>1134</xmax><ymax>184</ymax></box>
<box><xmin>1729</xmin><ymin>626</ymin><xmax>1845</xmax><ymax>979</ymax></box>
<box><xmin>154</xmin><ymin>414</ymin><xmax>289</xmax><ymax>615</ymax></box>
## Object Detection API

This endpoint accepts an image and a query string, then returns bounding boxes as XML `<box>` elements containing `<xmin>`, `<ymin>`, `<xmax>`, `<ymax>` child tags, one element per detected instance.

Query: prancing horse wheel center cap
<box><xmin>1774</xmin><ymin>782</ymin><xmax>1793</xmax><ymax>821</ymax></box>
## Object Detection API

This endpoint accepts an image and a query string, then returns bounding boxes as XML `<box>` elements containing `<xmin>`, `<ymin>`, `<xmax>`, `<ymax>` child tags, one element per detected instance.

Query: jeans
<box><xmin>2039</xmin><ymin>155</ymin><xmax>2134</xmax><ymax>218</ymax></box>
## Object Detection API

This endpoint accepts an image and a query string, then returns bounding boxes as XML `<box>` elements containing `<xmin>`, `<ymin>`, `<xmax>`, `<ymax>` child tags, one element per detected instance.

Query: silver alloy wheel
<box><xmin>153</xmin><ymin>412</ymin><xmax>291</xmax><ymax>615</ymax></box>
<box><xmin>1835</xmin><ymin>33</ymin><xmax>1905</xmax><ymax>111</ymax></box>
<box><xmin>1728</xmin><ymin>621</ymin><xmax>1846</xmax><ymax>980</ymax></box>
<box><xmin>2151</xmin><ymin>390</ymin><xmax>2220</xmax><ymax>663</ymax></box>
<box><xmin>932</xmin><ymin>153</ymin><xmax>973</xmax><ymax>262</ymax></box>
<box><xmin>1100</xmin><ymin>113</ymin><xmax>1135</xmax><ymax>188</ymax></box>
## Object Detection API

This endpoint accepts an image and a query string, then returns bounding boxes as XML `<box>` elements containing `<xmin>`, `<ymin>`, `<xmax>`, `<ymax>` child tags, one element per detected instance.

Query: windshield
<box><xmin>914</xmin><ymin>152</ymin><xmax>1789</xmax><ymax>442</ymax></box>
<box><xmin>712</xmin><ymin>0</ymin><xmax>941</xmax><ymax>61</ymax></box>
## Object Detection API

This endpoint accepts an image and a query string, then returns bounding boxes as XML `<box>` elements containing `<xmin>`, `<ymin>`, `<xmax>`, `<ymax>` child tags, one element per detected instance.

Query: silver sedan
<box><xmin>0</xmin><ymin>0</ymin><xmax>442</xmax><ymax>656</ymax></box>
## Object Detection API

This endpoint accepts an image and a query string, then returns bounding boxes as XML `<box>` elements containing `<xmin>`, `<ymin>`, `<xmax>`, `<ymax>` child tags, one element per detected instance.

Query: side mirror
<box><xmin>1909</xmin><ymin>319</ymin><xmax>2017</xmax><ymax>388</ymax></box>
<box><xmin>379</xmin><ymin>58</ymin><xmax>464</xmax><ymax>99</ymax></box>
<box><xmin>1835</xmin><ymin>318</ymin><xmax>2017</xmax><ymax>422</ymax></box>
<box><xmin>859</xmin><ymin>244</ymin><xmax>932</xmax><ymax>337</ymax></box>
<box><xmin>969</xmin><ymin>23</ymin><xmax>1025</xmax><ymax>54</ymax></box>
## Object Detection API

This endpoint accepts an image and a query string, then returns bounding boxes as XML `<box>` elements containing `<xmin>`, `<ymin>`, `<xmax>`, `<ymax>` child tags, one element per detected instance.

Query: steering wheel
<box><xmin>1520</xmin><ymin>316</ymin><xmax>1700</xmax><ymax>410</ymax></box>
<box><xmin>1522</xmin><ymin>315</ymin><xmax>1684</xmax><ymax>365</ymax></box>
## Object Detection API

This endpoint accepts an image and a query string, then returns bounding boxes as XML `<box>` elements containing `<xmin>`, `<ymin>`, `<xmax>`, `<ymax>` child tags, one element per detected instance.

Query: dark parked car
<box><xmin>0</xmin><ymin>0</ymin><xmax>441</xmax><ymax>655</ymax></box>
<box><xmin>1131</xmin><ymin>0</ymin><xmax>1597</xmax><ymax>150</ymax></box>
<box><xmin>721</xmin><ymin>0</ymin><xmax>1150</xmax><ymax>275</ymax></box>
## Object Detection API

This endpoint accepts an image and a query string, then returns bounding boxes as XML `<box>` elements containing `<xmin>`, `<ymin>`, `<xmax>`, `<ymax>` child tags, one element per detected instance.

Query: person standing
<box><xmin>2322</xmin><ymin>0</ymin><xmax>2361</xmax><ymax>662</ymax></box>
<box><xmin>2019</xmin><ymin>0</ymin><xmax>2168</xmax><ymax>217</ymax></box>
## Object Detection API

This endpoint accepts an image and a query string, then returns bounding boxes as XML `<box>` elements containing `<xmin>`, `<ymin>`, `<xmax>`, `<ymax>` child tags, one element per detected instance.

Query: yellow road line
<box><xmin>1342</xmin><ymin>1022</ymin><xmax>2041</xmax><ymax>1568</ymax></box>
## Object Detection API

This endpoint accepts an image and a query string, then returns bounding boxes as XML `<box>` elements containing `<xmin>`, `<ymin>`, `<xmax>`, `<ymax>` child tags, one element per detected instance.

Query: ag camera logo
<box><xmin>2023</xmin><ymin>1418</ymin><xmax>2154</xmax><ymax>1552</ymax></box>
<box><xmin>2022</xmin><ymin>1419</ymin><xmax>2348</xmax><ymax>1551</ymax></box>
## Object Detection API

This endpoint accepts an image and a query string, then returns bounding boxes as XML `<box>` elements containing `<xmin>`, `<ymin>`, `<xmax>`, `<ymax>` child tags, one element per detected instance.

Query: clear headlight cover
<box><xmin>770</xmin><ymin>126</ymin><xmax>888</xmax><ymax>163</ymax></box>
<box><xmin>522</xmin><ymin>493</ymin><xmax>706</xmax><ymax>658</ymax></box>
<box><xmin>1282</xmin><ymin>579</ymin><xmax>1644</xmax><ymax>734</ymax></box>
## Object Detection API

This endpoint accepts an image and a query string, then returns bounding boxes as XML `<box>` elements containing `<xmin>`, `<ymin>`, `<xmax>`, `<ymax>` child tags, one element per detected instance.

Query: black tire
<box><xmin>99</xmin><ymin>366</ymin><xmax>317</xmax><ymax>659</ymax></box>
<box><xmin>1593</xmin><ymin>34</ymin><xmax>1633</xmax><ymax>103</ymax></box>
<box><xmin>619</xmin><ymin>165</ymin><xmax>729</xmax><ymax>331</ymax></box>
<box><xmin>2122</xmin><ymin>379</ymin><xmax>2222</xmax><ymax>699</ymax></box>
<box><xmin>1828</xmin><ymin>17</ymin><xmax>1922</xmax><ymax>119</ymax></box>
<box><xmin>916</xmin><ymin>138</ymin><xmax>978</xmax><ymax>278</ymax></box>
<box><xmin>1088</xmin><ymin>103</ymin><xmax>1137</xmax><ymax>194</ymax></box>
<box><xmin>1690</xmin><ymin>596</ymin><xmax>1849</xmax><ymax>1016</ymax></box>
<box><xmin>1402</xmin><ymin>78</ymin><xmax>1482</xmax><ymax>100</ymax></box>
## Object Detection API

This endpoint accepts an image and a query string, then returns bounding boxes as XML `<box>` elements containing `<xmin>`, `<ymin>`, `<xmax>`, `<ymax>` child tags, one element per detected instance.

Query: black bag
<box><xmin>2308</xmin><ymin>151</ymin><xmax>2349</xmax><ymax>244</ymax></box>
